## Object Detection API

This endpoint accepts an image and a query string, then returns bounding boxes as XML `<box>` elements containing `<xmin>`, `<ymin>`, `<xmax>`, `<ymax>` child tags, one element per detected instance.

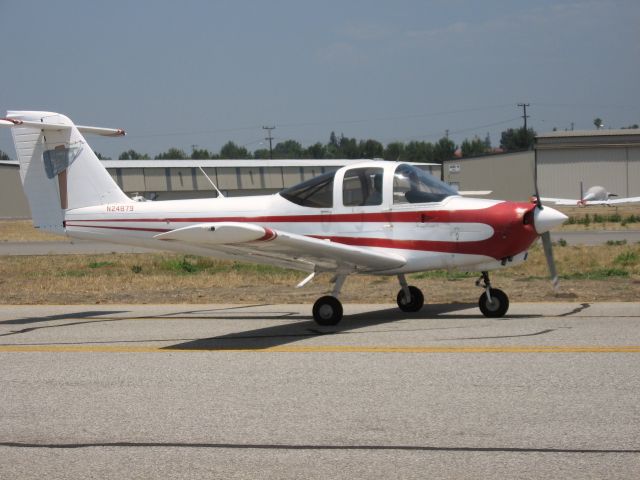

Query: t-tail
<box><xmin>1</xmin><ymin>111</ymin><xmax>131</xmax><ymax>233</ymax></box>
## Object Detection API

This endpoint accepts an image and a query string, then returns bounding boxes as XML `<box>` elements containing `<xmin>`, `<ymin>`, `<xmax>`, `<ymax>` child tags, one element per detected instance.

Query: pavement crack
<box><xmin>0</xmin><ymin>441</ymin><xmax>638</xmax><ymax>454</ymax></box>
<box><xmin>558</xmin><ymin>303</ymin><xmax>591</xmax><ymax>317</ymax></box>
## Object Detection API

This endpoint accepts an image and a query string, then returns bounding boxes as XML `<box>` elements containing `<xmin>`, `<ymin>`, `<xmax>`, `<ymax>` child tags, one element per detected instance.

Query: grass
<box><xmin>0</xmin><ymin>220</ymin><xmax>64</xmax><ymax>242</ymax></box>
<box><xmin>0</xmin><ymin>242</ymin><xmax>638</xmax><ymax>305</ymax></box>
<box><xmin>1</xmin><ymin>220</ymin><xmax>640</xmax><ymax>305</ymax></box>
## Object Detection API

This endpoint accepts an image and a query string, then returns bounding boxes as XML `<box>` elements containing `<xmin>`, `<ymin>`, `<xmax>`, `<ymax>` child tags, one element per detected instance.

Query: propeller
<box><xmin>533</xmin><ymin>144</ymin><xmax>565</xmax><ymax>291</ymax></box>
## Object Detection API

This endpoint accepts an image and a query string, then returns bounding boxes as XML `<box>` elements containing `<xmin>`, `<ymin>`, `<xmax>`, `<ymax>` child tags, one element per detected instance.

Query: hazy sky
<box><xmin>1</xmin><ymin>0</ymin><xmax>638</xmax><ymax>158</ymax></box>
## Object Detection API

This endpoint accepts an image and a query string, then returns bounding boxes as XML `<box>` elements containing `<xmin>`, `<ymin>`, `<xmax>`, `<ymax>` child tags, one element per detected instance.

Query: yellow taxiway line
<box><xmin>0</xmin><ymin>345</ymin><xmax>639</xmax><ymax>353</ymax></box>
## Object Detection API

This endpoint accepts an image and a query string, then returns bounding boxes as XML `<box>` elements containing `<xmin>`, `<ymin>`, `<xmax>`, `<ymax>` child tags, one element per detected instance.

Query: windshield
<box><xmin>393</xmin><ymin>164</ymin><xmax>457</xmax><ymax>204</ymax></box>
<box><xmin>279</xmin><ymin>171</ymin><xmax>335</xmax><ymax>208</ymax></box>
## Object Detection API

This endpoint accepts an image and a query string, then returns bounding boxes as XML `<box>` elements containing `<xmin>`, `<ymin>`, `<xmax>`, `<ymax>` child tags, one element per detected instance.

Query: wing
<box><xmin>605</xmin><ymin>197</ymin><xmax>640</xmax><ymax>205</ymax></box>
<box><xmin>457</xmin><ymin>190</ymin><xmax>492</xmax><ymax>196</ymax></box>
<box><xmin>539</xmin><ymin>197</ymin><xmax>579</xmax><ymax>206</ymax></box>
<box><xmin>540</xmin><ymin>196</ymin><xmax>640</xmax><ymax>205</ymax></box>
<box><xmin>154</xmin><ymin>222</ymin><xmax>406</xmax><ymax>273</ymax></box>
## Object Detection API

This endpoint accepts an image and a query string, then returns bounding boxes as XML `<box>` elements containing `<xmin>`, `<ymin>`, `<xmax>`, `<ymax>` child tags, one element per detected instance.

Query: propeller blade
<box><xmin>541</xmin><ymin>231</ymin><xmax>559</xmax><ymax>291</ymax></box>
<box><xmin>533</xmin><ymin>146</ymin><xmax>542</xmax><ymax>208</ymax></box>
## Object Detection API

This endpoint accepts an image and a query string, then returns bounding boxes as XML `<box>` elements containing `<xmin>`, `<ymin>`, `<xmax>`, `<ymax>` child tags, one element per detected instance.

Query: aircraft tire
<box><xmin>313</xmin><ymin>296</ymin><xmax>343</xmax><ymax>326</ymax></box>
<box><xmin>397</xmin><ymin>286</ymin><xmax>424</xmax><ymax>312</ymax></box>
<box><xmin>478</xmin><ymin>288</ymin><xmax>509</xmax><ymax>318</ymax></box>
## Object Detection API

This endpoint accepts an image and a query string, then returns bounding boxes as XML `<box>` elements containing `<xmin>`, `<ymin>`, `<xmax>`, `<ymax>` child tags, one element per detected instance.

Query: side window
<box><xmin>342</xmin><ymin>167</ymin><xmax>384</xmax><ymax>207</ymax></box>
<box><xmin>279</xmin><ymin>171</ymin><xmax>334</xmax><ymax>208</ymax></box>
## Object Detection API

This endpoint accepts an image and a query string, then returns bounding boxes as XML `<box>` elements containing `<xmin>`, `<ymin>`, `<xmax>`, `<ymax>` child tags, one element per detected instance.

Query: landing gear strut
<box><xmin>396</xmin><ymin>274</ymin><xmax>424</xmax><ymax>312</ymax></box>
<box><xmin>476</xmin><ymin>271</ymin><xmax>509</xmax><ymax>318</ymax></box>
<box><xmin>312</xmin><ymin>274</ymin><xmax>346</xmax><ymax>326</ymax></box>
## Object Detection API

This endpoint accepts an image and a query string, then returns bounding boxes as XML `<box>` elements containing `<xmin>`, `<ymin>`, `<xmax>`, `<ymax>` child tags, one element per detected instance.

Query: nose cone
<box><xmin>534</xmin><ymin>206</ymin><xmax>567</xmax><ymax>234</ymax></box>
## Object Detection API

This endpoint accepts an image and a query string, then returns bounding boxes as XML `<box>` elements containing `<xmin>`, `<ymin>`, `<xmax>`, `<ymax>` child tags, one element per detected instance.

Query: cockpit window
<box><xmin>393</xmin><ymin>164</ymin><xmax>457</xmax><ymax>204</ymax></box>
<box><xmin>279</xmin><ymin>171</ymin><xmax>334</xmax><ymax>208</ymax></box>
<box><xmin>343</xmin><ymin>167</ymin><xmax>384</xmax><ymax>206</ymax></box>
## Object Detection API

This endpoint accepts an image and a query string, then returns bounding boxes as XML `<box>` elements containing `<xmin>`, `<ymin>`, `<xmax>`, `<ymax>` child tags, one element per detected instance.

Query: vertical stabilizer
<box><xmin>6</xmin><ymin>111</ymin><xmax>131</xmax><ymax>233</ymax></box>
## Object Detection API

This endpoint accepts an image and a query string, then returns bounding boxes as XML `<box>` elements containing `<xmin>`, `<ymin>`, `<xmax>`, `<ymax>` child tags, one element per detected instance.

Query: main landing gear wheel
<box><xmin>313</xmin><ymin>296</ymin><xmax>343</xmax><ymax>326</ymax></box>
<box><xmin>396</xmin><ymin>286</ymin><xmax>424</xmax><ymax>312</ymax></box>
<box><xmin>478</xmin><ymin>288</ymin><xmax>509</xmax><ymax>318</ymax></box>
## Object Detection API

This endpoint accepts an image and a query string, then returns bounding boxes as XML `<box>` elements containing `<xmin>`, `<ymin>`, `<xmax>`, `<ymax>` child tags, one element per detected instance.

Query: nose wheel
<box><xmin>476</xmin><ymin>271</ymin><xmax>509</xmax><ymax>317</ymax></box>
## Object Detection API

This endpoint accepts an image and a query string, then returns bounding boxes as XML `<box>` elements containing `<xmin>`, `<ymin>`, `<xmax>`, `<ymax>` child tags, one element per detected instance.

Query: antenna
<box><xmin>198</xmin><ymin>166</ymin><xmax>224</xmax><ymax>198</ymax></box>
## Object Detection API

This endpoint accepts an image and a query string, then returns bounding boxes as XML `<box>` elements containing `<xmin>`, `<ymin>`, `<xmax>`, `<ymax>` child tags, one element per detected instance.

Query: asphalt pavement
<box><xmin>1</xmin><ymin>302</ymin><xmax>639</xmax><ymax>479</ymax></box>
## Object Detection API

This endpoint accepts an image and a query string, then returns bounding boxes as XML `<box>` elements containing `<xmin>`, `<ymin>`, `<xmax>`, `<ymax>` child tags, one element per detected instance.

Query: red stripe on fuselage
<box><xmin>66</xmin><ymin>202</ymin><xmax>530</xmax><ymax>225</ymax></box>
<box><xmin>65</xmin><ymin>202</ymin><xmax>539</xmax><ymax>259</ymax></box>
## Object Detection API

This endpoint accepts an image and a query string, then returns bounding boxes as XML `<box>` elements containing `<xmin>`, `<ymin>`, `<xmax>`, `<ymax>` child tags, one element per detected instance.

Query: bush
<box><xmin>614</xmin><ymin>250</ymin><xmax>639</xmax><ymax>266</ymax></box>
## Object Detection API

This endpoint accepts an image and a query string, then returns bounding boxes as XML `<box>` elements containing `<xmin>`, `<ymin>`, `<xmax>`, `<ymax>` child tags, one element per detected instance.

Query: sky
<box><xmin>1</xmin><ymin>0</ymin><xmax>639</xmax><ymax>159</ymax></box>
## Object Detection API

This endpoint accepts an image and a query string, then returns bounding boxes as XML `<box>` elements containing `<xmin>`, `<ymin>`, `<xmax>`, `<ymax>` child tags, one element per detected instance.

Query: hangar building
<box><xmin>443</xmin><ymin>129</ymin><xmax>640</xmax><ymax>202</ymax></box>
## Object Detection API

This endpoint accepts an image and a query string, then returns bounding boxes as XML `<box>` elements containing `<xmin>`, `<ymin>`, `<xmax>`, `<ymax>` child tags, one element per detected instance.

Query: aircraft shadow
<box><xmin>0</xmin><ymin>310</ymin><xmax>127</xmax><ymax>326</ymax></box>
<box><xmin>163</xmin><ymin>303</ymin><xmax>539</xmax><ymax>351</ymax></box>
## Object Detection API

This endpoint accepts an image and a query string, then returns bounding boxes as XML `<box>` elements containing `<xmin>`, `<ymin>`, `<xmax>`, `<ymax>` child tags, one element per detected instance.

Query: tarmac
<box><xmin>1</xmin><ymin>302</ymin><xmax>639</xmax><ymax>479</ymax></box>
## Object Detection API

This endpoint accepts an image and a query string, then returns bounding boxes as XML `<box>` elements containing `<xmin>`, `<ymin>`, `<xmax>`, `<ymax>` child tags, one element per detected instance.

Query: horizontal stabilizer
<box><xmin>0</xmin><ymin>117</ymin><xmax>125</xmax><ymax>136</ymax></box>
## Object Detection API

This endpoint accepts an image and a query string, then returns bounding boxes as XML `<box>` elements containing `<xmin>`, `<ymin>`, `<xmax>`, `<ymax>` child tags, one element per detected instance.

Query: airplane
<box><xmin>1</xmin><ymin>111</ymin><xmax>567</xmax><ymax>325</ymax></box>
<box><xmin>540</xmin><ymin>182</ymin><xmax>640</xmax><ymax>206</ymax></box>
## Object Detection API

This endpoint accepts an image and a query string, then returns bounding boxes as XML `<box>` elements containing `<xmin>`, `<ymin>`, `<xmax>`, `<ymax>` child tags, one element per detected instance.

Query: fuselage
<box><xmin>63</xmin><ymin>161</ymin><xmax>541</xmax><ymax>274</ymax></box>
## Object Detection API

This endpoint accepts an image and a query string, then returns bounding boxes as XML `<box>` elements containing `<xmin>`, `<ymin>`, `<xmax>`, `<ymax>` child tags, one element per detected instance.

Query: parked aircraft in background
<box><xmin>541</xmin><ymin>182</ymin><xmax>640</xmax><ymax>206</ymax></box>
<box><xmin>1</xmin><ymin>111</ymin><xmax>567</xmax><ymax>325</ymax></box>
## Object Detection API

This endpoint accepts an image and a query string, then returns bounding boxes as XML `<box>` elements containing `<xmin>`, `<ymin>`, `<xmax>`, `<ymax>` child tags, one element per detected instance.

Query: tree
<box><xmin>305</xmin><ymin>142</ymin><xmax>327</xmax><ymax>159</ymax></box>
<box><xmin>191</xmin><ymin>147</ymin><xmax>216</xmax><ymax>159</ymax></box>
<box><xmin>0</xmin><ymin>149</ymin><xmax>10</xmax><ymax>160</ymax></box>
<box><xmin>484</xmin><ymin>132</ymin><xmax>491</xmax><ymax>149</ymax></box>
<box><xmin>155</xmin><ymin>148</ymin><xmax>188</xmax><ymax>160</ymax></box>
<box><xmin>338</xmin><ymin>135</ymin><xmax>360</xmax><ymax>158</ymax></box>
<box><xmin>384</xmin><ymin>142</ymin><xmax>405</xmax><ymax>161</ymax></box>
<box><xmin>404</xmin><ymin>141</ymin><xmax>434</xmax><ymax>163</ymax></box>
<box><xmin>329</xmin><ymin>131</ymin><xmax>338</xmax><ymax>148</ymax></box>
<box><xmin>272</xmin><ymin>140</ymin><xmax>303</xmax><ymax>159</ymax></box>
<box><xmin>253</xmin><ymin>148</ymin><xmax>270</xmax><ymax>159</ymax></box>
<box><xmin>621</xmin><ymin>124</ymin><xmax>639</xmax><ymax>129</ymax></box>
<box><xmin>358</xmin><ymin>139</ymin><xmax>384</xmax><ymax>159</ymax></box>
<box><xmin>433</xmin><ymin>137</ymin><xmax>456</xmax><ymax>163</ymax></box>
<box><xmin>219</xmin><ymin>141</ymin><xmax>250</xmax><ymax>159</ymax></box>
<box><xmin>593</xmin><ymin>118</ymin><xmax>604</xmax><ymax>129</ymax></box>
<box><xmin>460</xmin><ymin>137</ymin><xmax>488</xmax><ymax>157</ymax></box>
<box><xmin>94</xmin><ymin>151</ymin><xmax>111</xmax><ymax>160</ymax></box>
<box><xmin>499</xmin><ymin>127</ymin><xmax>536</xmax><ymax>151</ymax></box>
<box><xmin>119</xmin><ymin>149</ymin><xmax>150</xmax><ymax>160</ymax></box>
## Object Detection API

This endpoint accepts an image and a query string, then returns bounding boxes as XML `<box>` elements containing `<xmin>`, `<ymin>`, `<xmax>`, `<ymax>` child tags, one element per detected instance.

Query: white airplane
<box><xmin>1</xmin><ymin>111</ymin><xmax>567</xmax><ymax>325</ymax></box>
<box><xmin>541</xmin><ymin>183</ymin><xmax>640</xmax><ymax>206</ymax></box>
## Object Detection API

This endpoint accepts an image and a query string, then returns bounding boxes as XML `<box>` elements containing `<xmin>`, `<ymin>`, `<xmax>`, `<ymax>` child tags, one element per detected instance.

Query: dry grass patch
<box><xmin>0</xmin><ymin>243</ymin><xmax>639</xmax><ymax>305</ymax></box>
<box><xmin>0</xmin><ymin>220</ymin><xmax>65</xmax><ymax>242</ymax></box>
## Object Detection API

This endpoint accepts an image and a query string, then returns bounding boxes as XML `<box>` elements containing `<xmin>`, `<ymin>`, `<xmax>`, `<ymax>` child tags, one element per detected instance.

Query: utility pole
<box><xmin>517</xmin><ymin>103</ymin><xmax>530</xmax><ymax>131</ymax></box>
<box><xmin>445</xmin><ymin>129</ymin><xmax>449</xmax><ymax>139</ymax></box>
<box><xmin>262</xmin><ymin>126</ymin><xmax>275</xmax><ymax>159</ymax></box>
